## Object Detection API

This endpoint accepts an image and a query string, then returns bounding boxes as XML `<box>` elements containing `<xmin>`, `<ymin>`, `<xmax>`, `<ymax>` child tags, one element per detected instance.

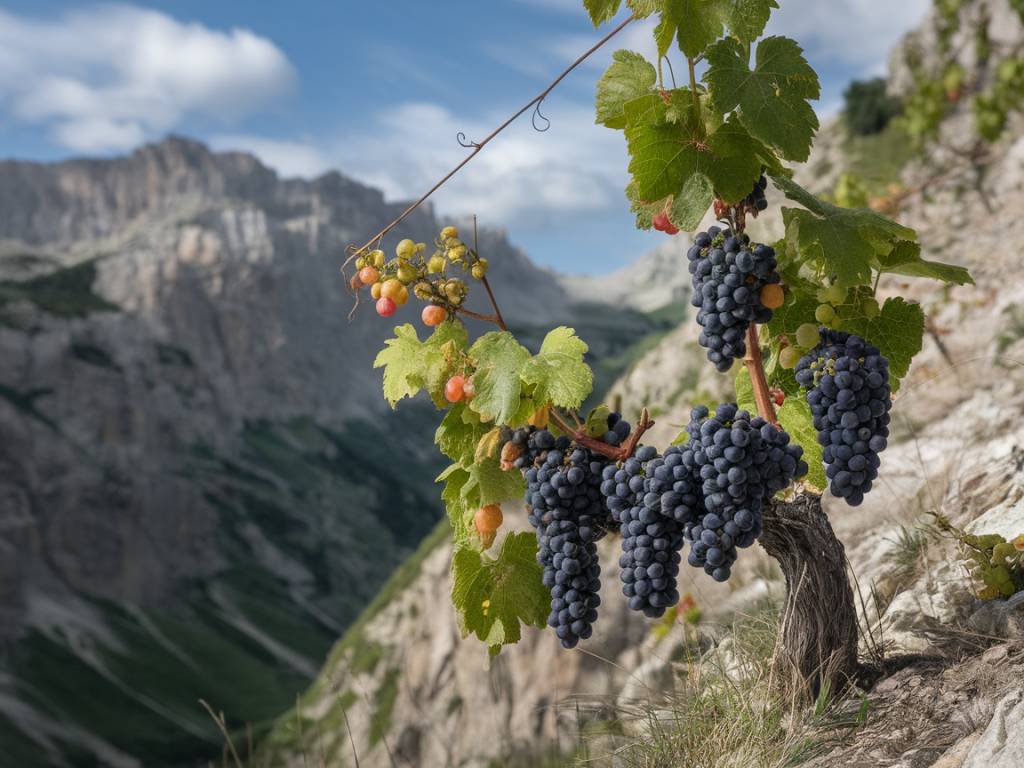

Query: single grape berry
<box><xmin>396</xmin><ymin>239</ymin><xmax>417</xmax><ymax>259</ymax></box>
<box><xmin>371</xmin><ymin>282</ymin><xmax>383</xmax><ymax>300</ymax></box>
<box><xmin>760</xmin><ymin>283</ymin><xmax>785</xmax><ymax>309</ymax></box>
<box><xmin>445</xmin><ymin>375</ymin><xmax>466</xmax><ymax>403</ymax></box>
<box><xmin>462</xmin><ymin>378</ymin><xmax>477</xmax><ymax>401</ymax></box>
<box><xmin>422</xmin><ymin>305</ymin><xmax>447</xmax><ymax>327</ymax></box>
<box><xmin>779</xmin><ymin>346</ymin><xmax>802</xmax><ymax>369</ymax></box>
<box><xmin>770</xmin><ymin>388</ymin><xmax>786</xmax><ymax>407</ymax></box>
<box><xmin>359</xmin><ymin>266</ymin><xmax>380</xmax><ymax>286</ymax></box>
<box><xmin>652</xmin><ymin>211</ymin><xmax>679</xmax><ymax>235</ymax></box>
<box><xmin>795</xmin><ymin>323</ymin><xmax>821</xmax><ymax>349</ymax></box>
<box><xmin>815</xmin><ymin>304</ymin><xmax>836</xmax><ymax>325</ymax></box>
<box><xmin>376</xmin><ymin>296</ymin><xmax>397</xmax><ymax>317</ymax></box>
<box><xmin>475</xmin><ymin>504</ymin><xmax>503</xmax><ymax>534</ymax></box>
<box><xmin>440</xmin><ymin>225</ymin><xmax>459</xmax><ymax>240</ymax></box>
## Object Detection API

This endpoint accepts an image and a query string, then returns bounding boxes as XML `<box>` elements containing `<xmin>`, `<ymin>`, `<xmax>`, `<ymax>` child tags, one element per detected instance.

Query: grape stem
<box><xmin>342</xmin><ymin>14</ymin><xmax>636</xmax><ymax>273</ymax></box>
<box><xmin>549</xmin><ymin>407</ymin><xmax>656</xmax><ymax>462</ymax></box>
<box><xmin>744</xmin><ymin>323</ymin><xmax>779</xmax><ymax>426</ymax></box>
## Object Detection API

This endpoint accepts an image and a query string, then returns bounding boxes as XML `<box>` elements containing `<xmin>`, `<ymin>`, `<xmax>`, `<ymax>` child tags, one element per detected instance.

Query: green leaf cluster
<box><xmin>451</xmin><ymin>532</ymin><xmax>550</xmax><ymax>656</ymax></box>
<box><xmin>373</xmin><ymin>323</ymin><xmax>468</xmax><ymax>408</ymax></box>
<box><xmin>467</xmin><ymin>328</ymin><xmax>593</xmax><ymax>427</ymax></box>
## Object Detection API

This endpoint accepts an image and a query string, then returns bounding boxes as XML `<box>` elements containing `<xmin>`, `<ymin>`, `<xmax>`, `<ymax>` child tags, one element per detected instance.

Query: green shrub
<box><xmin>843</xmin><ymin>78</ymin><xmax>902</xmax><ymax>136</ymax></box>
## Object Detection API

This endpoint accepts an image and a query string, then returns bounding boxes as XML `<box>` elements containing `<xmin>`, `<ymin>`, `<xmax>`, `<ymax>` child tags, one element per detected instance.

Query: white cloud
<box><xmin>0</xmin><ymin>4</ymin><xmax>295</xmax><ymax>152</ymax></box>
<box><xmin>332</xmin><ymin>101</ymin><xmax>629</xmax><ymax>227</ymax></box>
<box><xmin>209</xmin><ymin>135</ymin><xmax>331</xmax><ymax>179</ymax></box>
<box><xmin>767</xmin><ymin>0</ymin><xmax>931</xmax><ymax>74</ymax></box>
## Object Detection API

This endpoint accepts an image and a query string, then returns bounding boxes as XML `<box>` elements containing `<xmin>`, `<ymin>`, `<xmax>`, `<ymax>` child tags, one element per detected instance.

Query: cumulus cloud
<box><xmin>0</xmin><ymin>4</ymin><xmax>295</xmax><ymax>152</ymax></box>
<box><xmin>766</xmin><ymin>0</ymin><xmax>931</xmax><ymax>74</ymax></box>
<box><xmin>330</xmin><ymin>101</ymin><xmax>629</xmax><ymax>227</ymax></box>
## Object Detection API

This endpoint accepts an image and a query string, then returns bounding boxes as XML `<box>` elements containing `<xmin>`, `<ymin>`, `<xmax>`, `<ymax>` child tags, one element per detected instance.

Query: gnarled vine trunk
<box><xmin>759</xmin><ymin>492</ymin><xmax>859</xmax><ymax>697</ymax></box>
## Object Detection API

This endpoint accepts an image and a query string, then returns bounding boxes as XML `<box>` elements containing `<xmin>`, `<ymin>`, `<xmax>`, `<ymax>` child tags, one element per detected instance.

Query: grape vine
<box><xmin>356</xmin><ymin>0</ymin><xmax>976</xmax><ymax>657</ymax></box>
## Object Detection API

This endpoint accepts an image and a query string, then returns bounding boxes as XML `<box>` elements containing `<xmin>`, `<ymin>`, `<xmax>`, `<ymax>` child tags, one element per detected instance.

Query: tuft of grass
<box><xmin>367</xmin><ymin>667</ymin><xmax>401</xmax><ymax>748</ymax></box>
<box><xmin>566</xmin><ymin>603</ymin><xmax>867</xmax><ymax>768</ymax></box>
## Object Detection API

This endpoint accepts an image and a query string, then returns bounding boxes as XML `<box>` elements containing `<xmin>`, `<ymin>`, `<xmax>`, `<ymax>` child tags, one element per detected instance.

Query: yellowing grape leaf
<box><xmin>373</xmin><ymin>322</ymin><xmax>468</xmax><ymax>408</ymax></box>
<box><xmin>521</xmin><ymin>327</ymin><xmax>594</xmax><ymax>410</ymax></box>
<box><xmin>468</xmin><ymin>331</ymin><xmax>531</xmax><ymax>425</ymax></box>
<box><xmin>463</xmin><ymin>454</ymin><xmax>526</xmax><ymax>507</ymax></box>
<box><xmin>596</xmin><ymin>50</ymin><xmax>658</xmax><ymax>129</ymax></box>
<box><xmin>451</xmin><ymin>533</ymin><xmax>549</xmax><ymax>655</ymax></box>
<box><xmin>435</xmin><ymin>404</ymin><xmax>489</xmax><ymax>465</ymax></box>
<box><xmin>584</xmin><ymin>0</ymin><xmax>622</xmax><ymax>25</ymax></box>
<box><xmin>438</xmin><ymin>463</ymin><xmax>473</xmax><ymax>544</ymax></box>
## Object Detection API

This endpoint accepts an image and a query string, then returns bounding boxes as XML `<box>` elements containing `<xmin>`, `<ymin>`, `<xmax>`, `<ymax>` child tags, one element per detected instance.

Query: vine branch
<box><xmin>342</xmin><ymin>14</ymin><xmax>636</xmax><ymax>272</ymax></box>
<box><xmin>473</xmin><ymin>215</ymin><xmax>508</xmax><ymax>331</ymax></box>
<box><xmin>549</xmin><ymin>407</ymin><xmax>655</xmax><ymax>462</ymax></box>
<box><xmin>744</xmin><ymin>323</ymin><xmax>779</xmax><ymax>426</ymax></box>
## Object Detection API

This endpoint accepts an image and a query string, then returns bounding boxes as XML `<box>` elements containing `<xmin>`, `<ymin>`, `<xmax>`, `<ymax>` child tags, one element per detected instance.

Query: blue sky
<box><xmin>0</xmin><ymin>0</ymin><xmax>929</xmax><ymax>274</ymax></box>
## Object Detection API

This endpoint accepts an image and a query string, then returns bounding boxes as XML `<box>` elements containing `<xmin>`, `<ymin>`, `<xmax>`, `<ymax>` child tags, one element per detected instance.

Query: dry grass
<box><xmin>558</xmin><ymin>605</ymin><xmax>869</xmax><ymax>768</ymax></box>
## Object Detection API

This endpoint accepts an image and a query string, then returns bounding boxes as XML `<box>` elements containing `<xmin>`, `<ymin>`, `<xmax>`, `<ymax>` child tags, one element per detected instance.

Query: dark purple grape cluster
<box><xmin>687</xmin><ymin>227</ymin><xmax>781</xmax><ymax>372</ymax></box>
<box><xmin>684</xmin><ymin>404</ymin><xmax>808</xmax><ymax>582</ymax></box>
<box><xmin>795</xmin><ymin>330</ymin><xmax>891</xmax><ymax>506</ymax></box>
<box><xmin>742</xmin><ymin>173</ymin><xmax>769</xmax><ymax>216</ymax></box>
<box><xmin>526</xmin><ymin>445</ymin><xmax>616</xmax><ymax>648</ymax></box>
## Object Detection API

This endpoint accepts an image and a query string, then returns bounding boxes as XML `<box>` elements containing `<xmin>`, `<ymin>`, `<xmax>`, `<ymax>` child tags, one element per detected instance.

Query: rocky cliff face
<box><xmin>0</xmin><ymin>138</ymin><xmax>683</xmax><ymax>767</ymax></box>
<box><xmin>265</xmin><ymin>4</ymin><xmax>1024</xmax><ymax>767</ymax></box>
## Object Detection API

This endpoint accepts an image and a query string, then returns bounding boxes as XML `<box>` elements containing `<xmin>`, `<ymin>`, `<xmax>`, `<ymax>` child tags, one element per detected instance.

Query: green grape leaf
<box><xmin>875</xmin><ymin>240</ymin><xmax>974</xmax><ymax>285</ymax></box>
<box><xmin>705</xmin><ymin>36</ymin><xmax>820</xmax><ymax>162</ymax></box>
<box><xmin>435</xmin><ymin>404</ymin><xmax>489</xmax><ymax>465</ymax></box>
<box><xmin>784</xmin><ymin>208</ymin><xmax>876</xmax><ymax>287</ymax></box>
<box><xmin>843</xmin><ymin>297</ymin><xmax>925</xmax><ymax>389</ymax></box>
<box><xmin>373</xmin><ymin>322</ymin><xmax>469</xmax><ymax>408</ymax></box>
<box><xmin>468</xmin><ymin>331</ymin><xmax>531</xmax><ymax>425</ymax></box>
<box><xmin>774</xmin><ymin>175</ymin><xmax>917</xmax><ymax>288</ymax></box>
<box><xmin>625</xmin><ymin>94</ymin><xmax>708</xmax><ymax>200</ymax></box>
<box><xmin>772</xmin><ymin>174</ymin><xmax>915</xmax><ymax>242</ymax></box>
<box><xmin>718</xmin><ymin>0</ymin><xmax>779</xmax><ymax>43</ymax></box>
<box><xmin>704</xmin><ymin>118</ymin><xmax>765</xmax><ymax>203</ymax></box>
<box><xmin>451</xmin><ymin>533</ymin><xmax>549</xmax><ymax>655</ymax></box>
<box><xmin>585</xmin><ymin>405</ymin><xmax>613</xmax><ymax>437</ymax></box>
<box><xmin>734</xmin><ymin>367</ymin><xmax>757</xmax><ymax>415</ymax></box>
<box><xmin>439</xmin><ymin>464</ymin><xmax>473</xmax><ymax>544</ymax></box>
<box><xmin>521</xmin><ymin>327</ymin><xmax>594</xmax><ymax>410</ymax></box>
<box><xmin>584</xmin><ymin>0</ymin><xmax>623</xmax><ymax>26</ymax></box>
<box><xmin>670</xmin><ymin>173</ymin><xmax>714</xmax><ymax>230</ymax></box>
<box><xmin>596</xmin><ymin>50</ymin><xmax>658</xmax><ymax>130</ymax></box>
<box><xmin>423</xmin><ymin>323</ymin><xmax>471</xmax><ymax>407</ymax></box>
<box><xmin>668</xmin><ymin>0</ymin><xmax>724</xmax><ymax>59</ymax></box>
<box><xmin>464</xmin><ymin>454</ymin><xmax>526</xmax><ymax>507</ymax></box>
<box><xmin>766</xmin><ymin>293</ymin><xmax>818</xmax><ymax>339</ymax></box>
<box><xmin>374</xmin><ymin>324</ymin><xmax>427</xmax><ymax>407</ymax></box>
<box><xmin>627</xmin><ymin>0</ymin><xmax>662</xmax><ymax>17</ymax></box>
<box><xmin>625</xmin><ymin>95</ymin><xmax>764</xmax><ymax>208</ymax></box>
<box><xmin>777</xmin><ymin>397</ymin><xmax>825</xmax><ymax>491</ymax></box>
